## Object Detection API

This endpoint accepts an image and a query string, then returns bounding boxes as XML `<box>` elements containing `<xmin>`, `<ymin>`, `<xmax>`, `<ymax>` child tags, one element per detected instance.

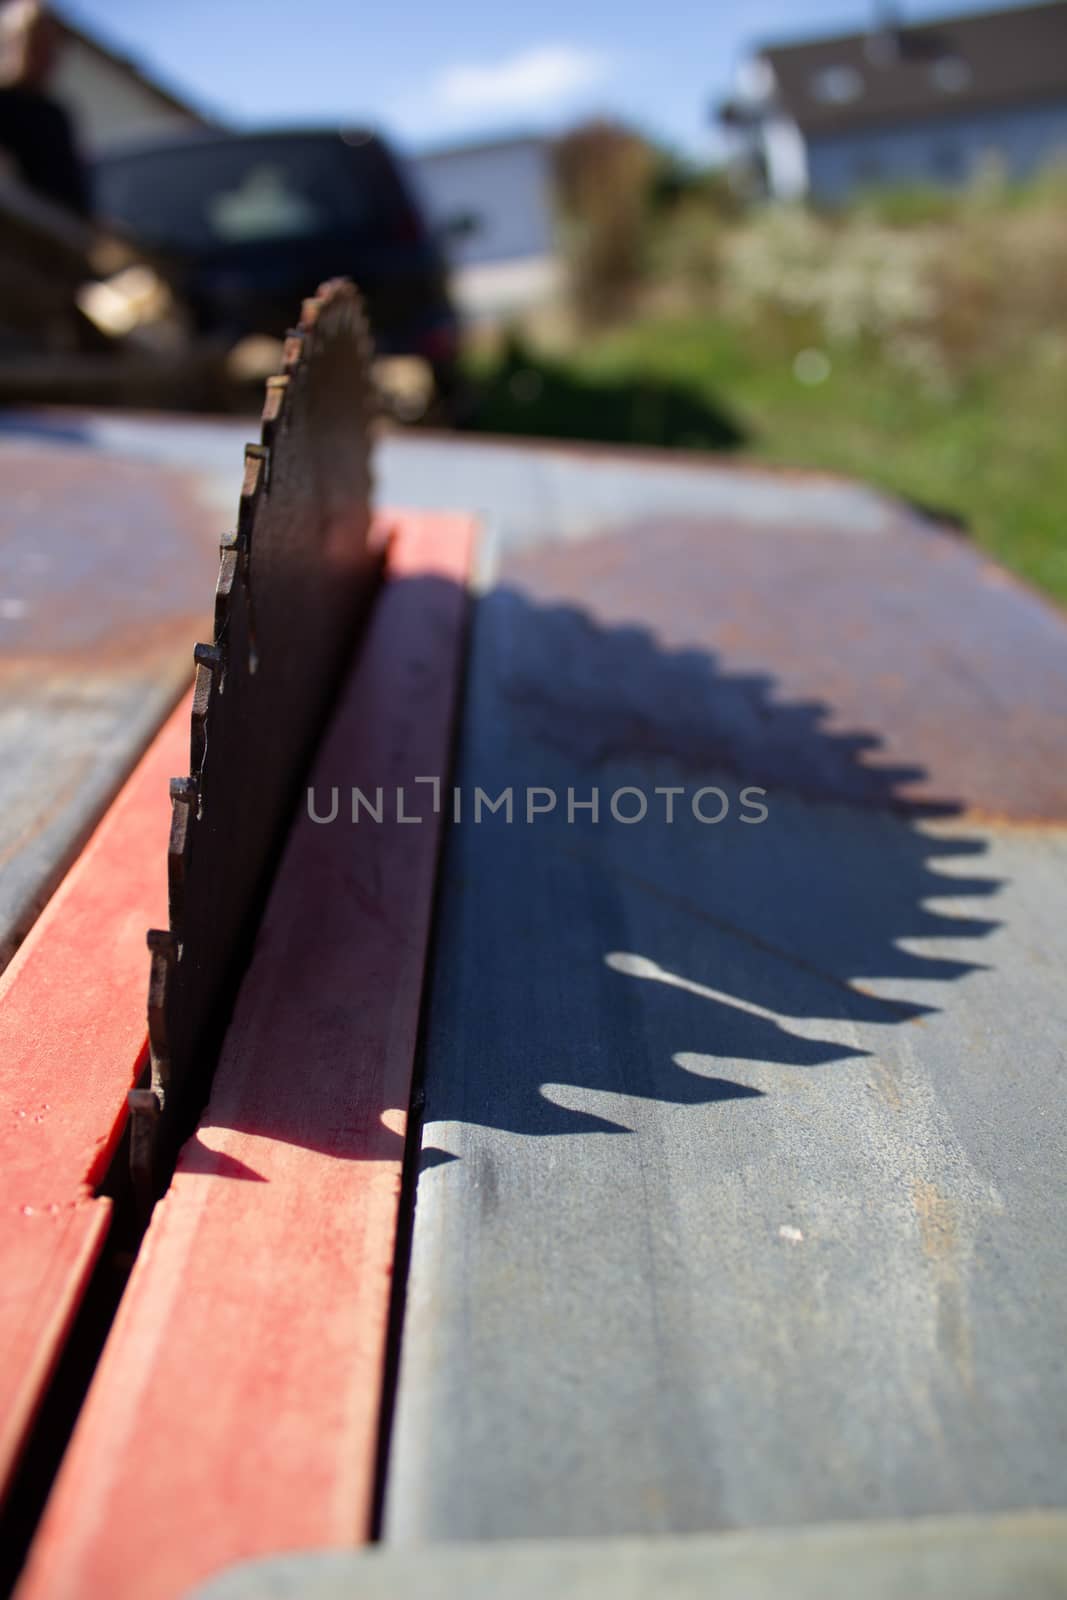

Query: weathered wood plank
<box><xmin>0</xmin><ymin>693</ymin><xmax>189</xmax><ymax>1504</ymax></box>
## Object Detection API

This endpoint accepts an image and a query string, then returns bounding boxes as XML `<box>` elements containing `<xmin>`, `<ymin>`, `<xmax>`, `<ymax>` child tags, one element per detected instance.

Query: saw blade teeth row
<box><xmin>144</xmin><ymin>278</ymin><xmax>374</xmax><ymax>1117</ymax></box>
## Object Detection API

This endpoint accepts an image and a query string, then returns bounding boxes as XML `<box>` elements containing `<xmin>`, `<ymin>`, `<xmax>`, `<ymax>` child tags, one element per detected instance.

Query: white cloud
<box><xmin>435</xmin><ymin>45</ymin><xmax>609</xmax><ymax>115</ymax></box>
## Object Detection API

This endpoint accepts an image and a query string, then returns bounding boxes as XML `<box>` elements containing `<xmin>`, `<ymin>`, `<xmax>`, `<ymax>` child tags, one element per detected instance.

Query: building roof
<box><xmin>758</xmin><ymin>1</ymin><xmax>1067</xmax><ymax>135</ymax></box>
<box><xmin>414</xmin><ymin>131</ymin><xmax>550</xmax><ymax>165</ymax></box>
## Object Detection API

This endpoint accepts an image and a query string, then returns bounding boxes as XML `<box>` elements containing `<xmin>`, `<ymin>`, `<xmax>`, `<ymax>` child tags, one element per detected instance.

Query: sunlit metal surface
<box><xmin>3</xmin><ymin>412</ymin><xmax>1065</xmax><ymax>1544</ymax></box>
<box><xmin>377</xmin><ymin>435</ymin><xmax>1067</xmax><ymax>1538</ymax></box>
<box><xmin>0</xmin><ymin>423</ymin><xmax>224</xmax><ymax>968</ymax></box>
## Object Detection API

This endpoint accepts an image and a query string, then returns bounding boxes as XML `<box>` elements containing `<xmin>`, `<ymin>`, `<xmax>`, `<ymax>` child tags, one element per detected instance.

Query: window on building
<box><xmin>810</xmin><ymin>64</ymin><xmax>864</xmax><ymax>104</ymax></box>
<box><xmin>931</xmin><ymin>142</ymin><xmax>964</xmax><ymax>180</ymax></box>
<box><xmin>854</xmin><ymin>152</ymin><xmax>885</xmax><ymax>186</ymax></box>
<box><xmin>930</xmin><ymin>55</ymin><xmax>972</xmax><ymax>93</ymax></box>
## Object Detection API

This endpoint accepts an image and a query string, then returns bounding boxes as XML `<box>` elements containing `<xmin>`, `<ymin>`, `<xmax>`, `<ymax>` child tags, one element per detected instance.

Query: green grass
<box><xmin>465</xmin><ymin>315</ymin><xmax>1067</xmax><ymax>606</ymax></box>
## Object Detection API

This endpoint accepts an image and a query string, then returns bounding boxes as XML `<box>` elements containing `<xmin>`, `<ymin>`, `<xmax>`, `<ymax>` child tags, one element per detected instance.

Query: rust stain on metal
<box><xmin>0</xmin><ymin>742</ymin><xmax>93</xmax><ymax>874</ymax></box>
<box><xmin>500</xmin><ymin>513</ymin><xmax>1067</xmax><ymax>822</ymax></box>
<box><xmin>913</xmin><ymin>1178</ymin><xmax>974</xmax><ymax>1389</ymax></box>
<box><xmin>913</xmin><ymin>1178</ymin><xmax>959</xmax><ymax>1265</ymax></box>
<box><xmin>0</xmin><ymin>448</ymin><xmax>227</xmax><ymax>967</ymax></box>
<box><xmin>412</xmin><ymin>422</ymin><xmax>904</xmax><ymax>489</ymax></box>
<box><xmin>0</xmin><ymin>452</ymin><xmax>222</xmax><ymax>667</ymax></box>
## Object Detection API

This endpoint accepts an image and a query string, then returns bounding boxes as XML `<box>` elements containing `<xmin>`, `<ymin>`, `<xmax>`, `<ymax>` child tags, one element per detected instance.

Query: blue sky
<box><xmin>63</xmin><ymin>0</ymin><xmax>1043</xmax><ymax>157</ymax></box>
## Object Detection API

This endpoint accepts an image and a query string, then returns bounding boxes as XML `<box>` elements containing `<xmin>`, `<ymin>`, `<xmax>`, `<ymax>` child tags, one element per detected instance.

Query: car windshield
<box><xmin>94</xmin><ymin>135</ymin><xmax>401</xmax><ymax>253</ymax></box>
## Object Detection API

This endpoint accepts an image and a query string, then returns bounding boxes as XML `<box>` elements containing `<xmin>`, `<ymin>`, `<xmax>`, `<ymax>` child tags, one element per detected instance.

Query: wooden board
<box><xmin>0</xmin><ymin>694</ymin><xmax>189</xmax><ymax>1504</ymax></box>
<box><xmin>17</xmin><ymin>511</ymin><xmax>474</xmax><ymax>1600</ymax></box>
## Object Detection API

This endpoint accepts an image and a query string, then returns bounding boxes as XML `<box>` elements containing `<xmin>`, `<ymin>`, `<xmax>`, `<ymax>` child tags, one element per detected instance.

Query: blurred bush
<box><xmin>553</xmin><ymin>120</ymin><xmax>658</xmax><ymax>324</ymax></box>
<box><xmin>553</xmin><ymin>123</ymin><xmax>742</xmax><ymax>323</ymax></box>
<box><xmin>549</xmin><ymin>128</ymin><xmax>1067</xmax><ymax>391</ymax></box>
<box><xmin>718</xmin><ymin>162</ymin><xmax>1067</xmax><ymax>395</ymax></box>
<box><xmin>468</xmin><ymin>329</ymin><xmax>743</xmax><ymax>450</ymax></box>
<box><xmin>464</xmin><ymin>154</ymin><xmax>1067</xmax><ymax>598</ymax></box>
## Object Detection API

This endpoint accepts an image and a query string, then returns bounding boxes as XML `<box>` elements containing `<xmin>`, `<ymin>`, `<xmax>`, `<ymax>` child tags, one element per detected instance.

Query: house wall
<box><xmin>51</xmin><ymin>35</ymin><xmax>206</xmax><ymax>156</ymax></box>
<box><xmin>412</xmin><ymin>139</ymin><xmax>555</xmax><ymax>267</ymax></box>
<box><xmin>762</xmin><ymin>115</ymin><xmax>809</xmax><ymax>200</ymax></box>
<box><xmin>806</xmin><ymin>96</ymin><xmax>1067</xmax><ymax>201</ymax></box>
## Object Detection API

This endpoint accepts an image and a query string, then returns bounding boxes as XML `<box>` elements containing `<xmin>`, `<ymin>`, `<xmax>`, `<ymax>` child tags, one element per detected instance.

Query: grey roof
<box><xmin>760</xmin><ymin>1</ymin><xmax>1067</xmax><ymax>134</ymax></box>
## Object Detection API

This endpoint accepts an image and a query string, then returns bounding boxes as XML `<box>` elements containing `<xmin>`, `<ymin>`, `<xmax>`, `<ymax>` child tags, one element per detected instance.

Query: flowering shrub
<box><xmin>713</xmin><ymin>173</ymin><xmax>1067</xmax><ymax>394</ymax></box>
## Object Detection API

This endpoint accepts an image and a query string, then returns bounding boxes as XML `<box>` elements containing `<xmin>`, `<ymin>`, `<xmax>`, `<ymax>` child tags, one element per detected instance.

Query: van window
<box><xmin>95</xmin><ymin>135</ymin><xmax>405</xmax><ymax>252</ymax></box>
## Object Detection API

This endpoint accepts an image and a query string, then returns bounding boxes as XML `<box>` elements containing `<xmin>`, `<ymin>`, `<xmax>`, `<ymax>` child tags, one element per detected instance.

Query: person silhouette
<box><xmin>0</xmin><ymin>1</ymin><xmax>89</xmax><ymax>216</ymax></box>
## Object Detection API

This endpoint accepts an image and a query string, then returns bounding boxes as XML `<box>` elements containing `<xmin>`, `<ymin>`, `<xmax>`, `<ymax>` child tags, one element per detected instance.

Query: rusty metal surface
<box><xmin>0</xmin><ymin>444</ymin><xmax>223</xmax><ymax>970</ymax></box>
<box><xmin>498</xmin><ymin>514</ymin><xmax>1067</xmax><ymax>822</ymax></box>
<box><xmin>141</xmin><ymin>280</ymin><xmax>379</xmax><ymax>1170</ymax></box>
<box><xmin>377</xmin><ymin>437</ymin><xmax>1067</xmax><ymax>1541</ymax></box>
<box><xmin>3</xmin><ymin>415</ymin><xmax>1066</xmax><ymax>1542</ymax></box>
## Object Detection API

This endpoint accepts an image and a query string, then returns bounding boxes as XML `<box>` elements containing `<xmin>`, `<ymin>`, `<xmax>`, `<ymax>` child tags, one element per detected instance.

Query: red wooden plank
<box><xmin>17</xmin><ymin>511</ymin><xmax>475</xmax><ymax>1600</ymax></box>
<box><xmin>0</xmin><ymin>692</ymin><xmax>190</xmax><ymax>1504</ymax></box>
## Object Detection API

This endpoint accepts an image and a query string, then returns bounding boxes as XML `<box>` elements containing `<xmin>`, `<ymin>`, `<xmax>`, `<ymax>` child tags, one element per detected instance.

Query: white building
<box><xmin>411</xmin><ymin>134</ymin><xmax>561</xmax><ymax>322</ymax></box>
<box><xmin>51</xmin><ymin>13</ymin><xmax>215</xmax><ymax>154</ymax></box>
<box><xmin>413</xmin><ymin>134</ymin><xmax>554</xmax><ymax>265</ymax></box>
<box><xmin>40</xmin><ymin>16</ymin><xmax>563</xmax><ymax>324</ymax></box>
<box><xmin>719</xmin><ymin>1</ymin><xmax>1067</xmax><ymax>203</ymax></box>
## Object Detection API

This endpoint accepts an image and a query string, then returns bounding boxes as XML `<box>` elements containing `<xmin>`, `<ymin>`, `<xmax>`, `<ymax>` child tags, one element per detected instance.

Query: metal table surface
<box><xmin>2</xmin><ymin>411</ymin><xmax>1066</xmax><ymax>1549</ymax></box>
<box><xmin>0</xmin><ymin>415</ymin><xmax>230</xmax><ymax>968</ymax></box>
<box><xmin>376</xmin><ymin>437</ymin><xmax>1067</xmax><ymax>1542</ymax></box>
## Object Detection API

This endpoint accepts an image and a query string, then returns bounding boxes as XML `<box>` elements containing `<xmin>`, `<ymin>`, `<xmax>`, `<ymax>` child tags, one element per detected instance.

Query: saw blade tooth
<box><xmin>146</xmin><ymin>928</ymin><xmax>178</xmax><ymax>959</ymax></box>
<box><xmin>146</xmin><ymin>948</ymin><xmax>175</xmax><ymax>1104</ymax></box>
<box><xmin>214</xmin><ymin>547</ymin><xmax>237</xmax><ymax>629</ymax></box>
<box><xmin>240</xmin><ymin>444</ymin><xmax>263</xmax><ymax>495</ymax></box>
<box><xmin>237</xmin><ymin>455</ymin><xmax>266</xmax><ymax>555</ymax></box>
<box><xmin>314</xmin><ymin>276</ymin><xmax>352</xmax><ymax>307</ymax></box>
<box><xmin>213</xmin><ymin>549</ymin><xmax>239</xmax><ymax>679</ymax></box>
<box><xmin>237</xmin><ymin>446</ymin><xmax>267</xmax><ymax>548</ymax></box>
<box><xmin>127</xmin><ymin>1085</ymin><xmax>162</xmax><ymax>1211</ymax></box>
<box><xmin>261</xmin><ymin>375</ymin><xmax>289</xmax><ymax>455</ymax></box>
<box><xmin>234</xmin><ymin>447</ymin><xmax>269</xmax><ymax>670</ymax></box>
<box><xmin>282</xmin><ymin>331</ymin><xmax>303</xmax><ymax>372</ymax></box>
<box><xmin>193</xmin><ymin>643</ymin><xmax>222</xmax><ymax>673</ymax></box>
<box><xmin>263</xmin><ymin>373</ymin><xmax>288</xmax><ymax>408</ymax></box>
<box><xmin>165</xmin><ymin>786</ymin><xmax>193</xmax><ymax>944</ymax></box>
<box><xmin>128</xmin><ymin>1084</ymin><xmax>161</xmax><ymax>1120</ymax></box>
<box><xmin>189</xmin><ymin>656</ymin><xmax>215</xmax><ymax>777</ymax></box>
<box><xmin>215</xmin><ymin>535</ymin><xmax>244</xmax><ymax>651</ymax></box>
<box><xmin>145</xmin><ymin>931</ymin><xmax>177</xmax><ymax>1096</ymax></box>
<box><xmin>248</xmin><ymin>439</ymin><xmax>272</xmax><ymax>495</ymax></box>
<box><xmin>194</xmin><ymin>641</ymin><xmax>226</xmax><ymax>698</ymax></box>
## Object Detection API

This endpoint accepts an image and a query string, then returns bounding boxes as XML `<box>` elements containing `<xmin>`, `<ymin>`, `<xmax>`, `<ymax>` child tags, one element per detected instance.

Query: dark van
<box><xmin>92</xmin><ymin>128</ymin><xmax>461</xmax><ymax>411</ymax></box>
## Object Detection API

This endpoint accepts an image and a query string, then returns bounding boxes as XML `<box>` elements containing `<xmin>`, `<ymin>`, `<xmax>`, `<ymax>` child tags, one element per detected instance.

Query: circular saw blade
<box><xmin>140</xmin><ymin>279</ymin><xmax>382</xmax><ymax>1181</ymax></box>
